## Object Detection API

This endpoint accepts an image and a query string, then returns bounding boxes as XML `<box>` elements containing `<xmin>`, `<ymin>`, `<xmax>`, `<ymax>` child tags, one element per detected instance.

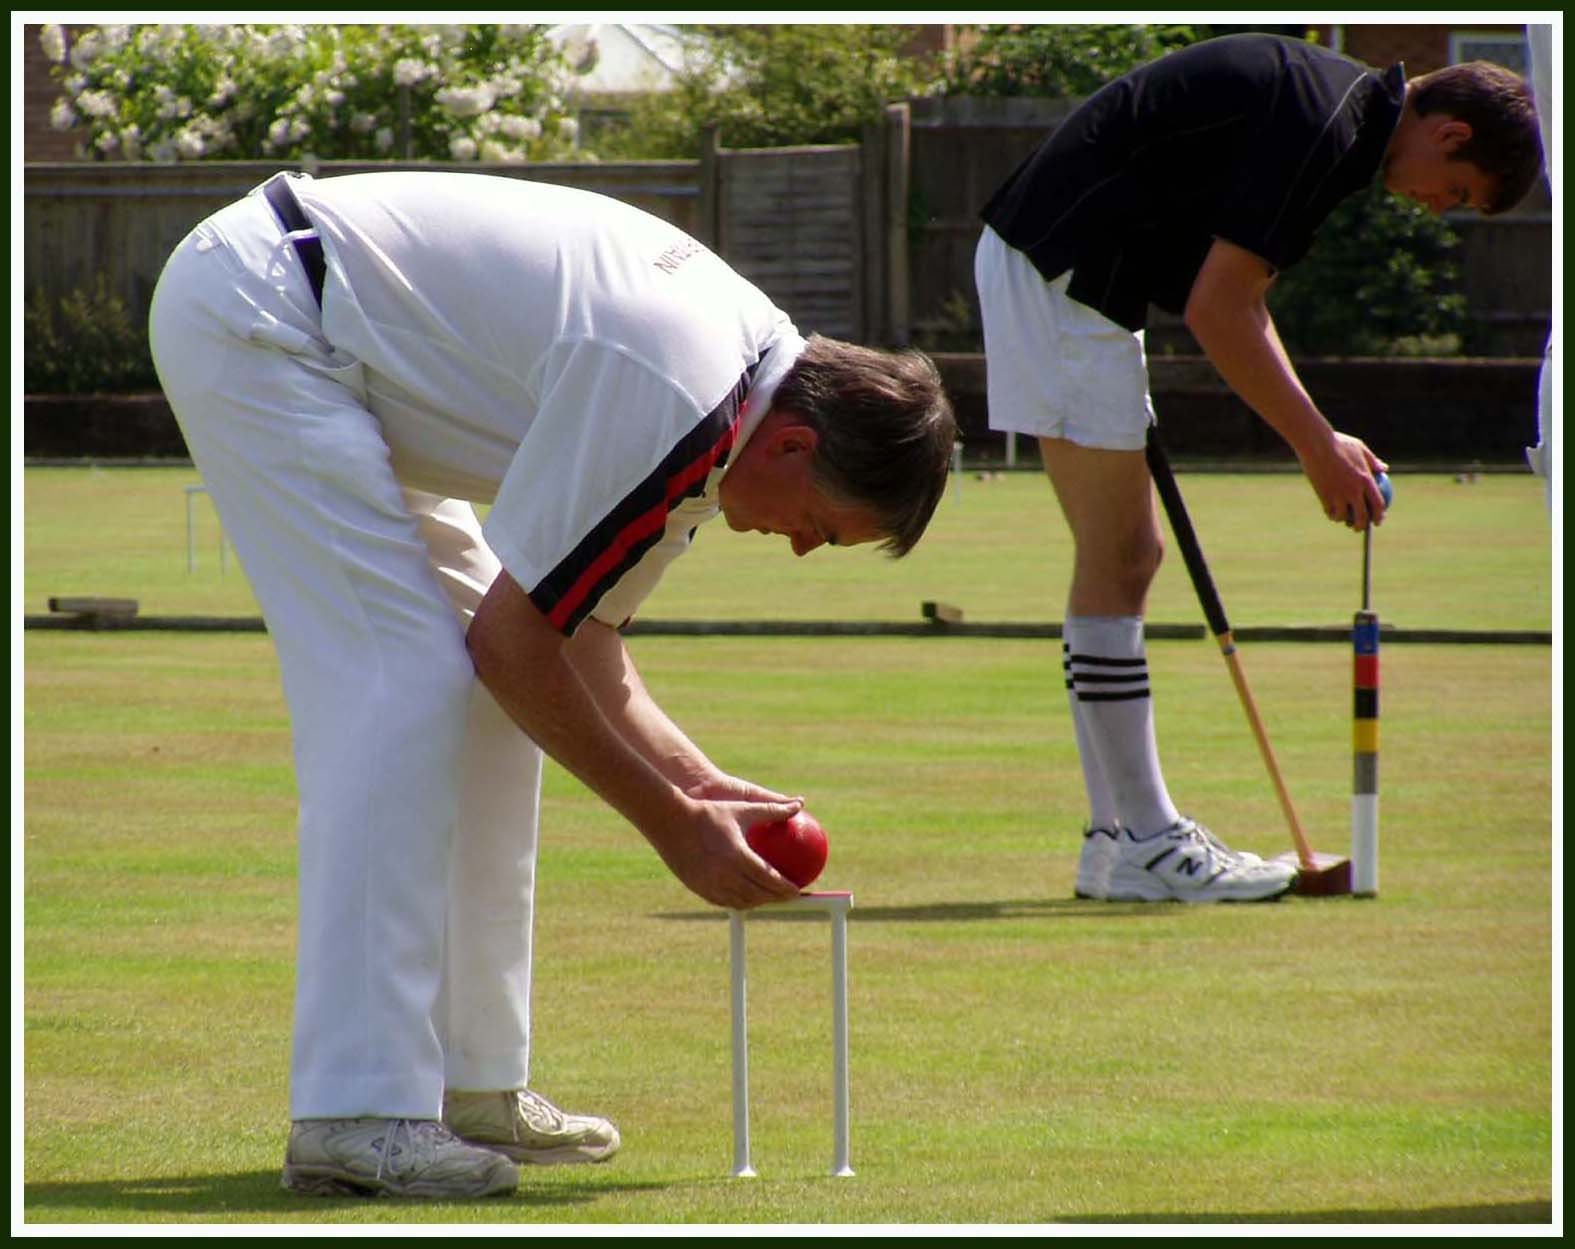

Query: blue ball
<box><xmin>1376</xmin><ymin>472</ymin><xmax>1394</xmax><ymax>507</ymax></box>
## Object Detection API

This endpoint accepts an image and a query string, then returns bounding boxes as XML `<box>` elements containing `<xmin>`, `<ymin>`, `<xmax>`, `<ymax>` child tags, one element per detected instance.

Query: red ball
<box><xmin>745</xmin><ymin>812</ymin><xmax>829</xmax><ymax>889</ymax></box>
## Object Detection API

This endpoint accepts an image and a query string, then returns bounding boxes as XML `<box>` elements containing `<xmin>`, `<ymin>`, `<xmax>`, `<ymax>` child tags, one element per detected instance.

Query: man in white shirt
<box><xmin>150</xmin><ymin>171</ymin><xmax>955</xmax><ymax>1199</ymax></box>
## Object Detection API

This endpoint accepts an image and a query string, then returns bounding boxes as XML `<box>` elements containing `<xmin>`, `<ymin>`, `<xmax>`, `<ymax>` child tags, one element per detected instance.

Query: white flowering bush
<box><xmin>40</xmin><ymin>23</ymin><xmax>590</xmax><ymax>163</ymax></box>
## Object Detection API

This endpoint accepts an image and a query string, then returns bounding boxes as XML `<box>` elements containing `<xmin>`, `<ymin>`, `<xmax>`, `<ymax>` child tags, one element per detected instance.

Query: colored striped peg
<box><xmin>1352</xmin><ymin>610</ymin><xmax>1381</xmax><ymax>896</ymax></box>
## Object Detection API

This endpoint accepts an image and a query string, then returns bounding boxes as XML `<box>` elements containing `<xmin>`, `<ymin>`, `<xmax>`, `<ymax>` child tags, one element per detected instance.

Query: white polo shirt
<box><xmin>289</xmin><ymin>171</ymin><xmax>803</xmax><ymax>633</ymax></box>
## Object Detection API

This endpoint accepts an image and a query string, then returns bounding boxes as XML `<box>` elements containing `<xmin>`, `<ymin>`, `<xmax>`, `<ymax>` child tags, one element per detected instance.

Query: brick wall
<box><xmin>22</xmin><ymin>23</ymin><xmax>84</xmax><ymax>161</ymax></box>
<box><xmin>1320</xmin><ymin>21</ymin><xmax>1528</xmax><ymax>75</ymax></box>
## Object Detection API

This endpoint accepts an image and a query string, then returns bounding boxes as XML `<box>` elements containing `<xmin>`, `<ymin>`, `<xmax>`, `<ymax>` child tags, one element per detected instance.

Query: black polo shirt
<box><xmin>979</xmin><ymin>33</ymin><xmax>1406</xmax><ymax>331</ymax></box>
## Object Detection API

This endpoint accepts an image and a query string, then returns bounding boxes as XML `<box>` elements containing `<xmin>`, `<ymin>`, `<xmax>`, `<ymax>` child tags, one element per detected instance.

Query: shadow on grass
<box><xmin>1077</xmin><ymin>1201</ymin><xmax>1553</xmax><ymax>1224</ymax></box>
<box><xmin>654</xmin><ymin>898</ymin><xmax>1173</xmax><ymax>923</ymax></box>
<box><xmin>22</xmin><ymin>1171</ymin><xmax>670</xmax><ymax>1220</ymax></box>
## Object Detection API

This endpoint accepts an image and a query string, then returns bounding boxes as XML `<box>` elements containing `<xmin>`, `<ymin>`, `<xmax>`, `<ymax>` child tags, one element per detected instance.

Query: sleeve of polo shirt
<box><xmin>482</xmin><ymin>338</ymin><xmax>744</xmax><ymax>636</ymax></box>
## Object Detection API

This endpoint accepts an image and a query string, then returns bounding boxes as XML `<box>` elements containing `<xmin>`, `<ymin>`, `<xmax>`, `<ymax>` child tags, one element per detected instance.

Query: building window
<box><xmin>1448</xmin><ymin>30</ymin><xmax>1529</xmax><ymax>74</ymax></box>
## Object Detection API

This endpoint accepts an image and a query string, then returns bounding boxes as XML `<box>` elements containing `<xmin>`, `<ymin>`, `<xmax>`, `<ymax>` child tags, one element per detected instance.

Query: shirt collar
<box><xmin>718</xmin><ymin>331</ymin><xmax>808</xmax><ymax>483</ymax></box>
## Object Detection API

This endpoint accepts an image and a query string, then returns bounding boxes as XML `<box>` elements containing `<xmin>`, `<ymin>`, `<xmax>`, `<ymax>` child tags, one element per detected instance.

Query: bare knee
<box><xmin>1109</xmin><ymin>527</ymin><xmax>1164</xmax><ymax>606</ymax></box>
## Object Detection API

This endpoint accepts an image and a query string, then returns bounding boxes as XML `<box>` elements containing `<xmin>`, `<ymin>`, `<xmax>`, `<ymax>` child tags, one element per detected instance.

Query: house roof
<box><xmin>546</xmin><ymin>22</ymin><xmax>700</xmax><ymax>95</ymax></box>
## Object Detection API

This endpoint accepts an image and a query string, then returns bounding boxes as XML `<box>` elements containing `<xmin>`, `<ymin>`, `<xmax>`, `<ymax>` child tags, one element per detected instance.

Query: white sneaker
<box><xmin>282</xmin><ymin>1118</ymin><xmax>519</xmax><ymax>1198</ymax></box>
<box><xmin>444</xmin><ymin>1089</ymin><xmax>621</xmax><ymax>1165</ymax></box>
<box><xmin>1195</xmin><ymin>823</ymin><xmax>1264</xmax><ymax>866</ymax></box>
<box><xmin>1074</xmin><ymin>827</ymin><xmax>1122</xmax><ymax>900</ymax></box>
<box><xmin>1106</xmin><ymin>819</ymin><xmax>1295</xmax><ymax>903</ymax></box>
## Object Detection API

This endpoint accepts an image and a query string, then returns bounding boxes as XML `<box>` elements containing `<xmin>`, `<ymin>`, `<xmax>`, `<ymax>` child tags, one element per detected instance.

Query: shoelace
<box><xmin>1171</xmin><ymin>821</ymin><xmax>1243</xmax><ymax>864</ymax></box>
<box><xmin>374</xmin><ymin>1120</ymin><xmax>404</xmax><ymax>1180</ymax></box>
<box><xmin>375</xmin><ymin>1119</ymin><xmax>444</xmax><ymax>1180</ymax></box>
<box><xmin>516</xmin><ymin>1091</ymin><xmax>568</xmax><ymax>1134</ymax></box>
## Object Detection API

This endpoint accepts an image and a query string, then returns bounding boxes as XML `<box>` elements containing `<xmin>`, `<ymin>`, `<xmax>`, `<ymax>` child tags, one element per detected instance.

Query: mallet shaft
<box><xmin>1146</xmin><ymin>431</ymin><xmax>1319</xmax><ymax>871</ymax></box>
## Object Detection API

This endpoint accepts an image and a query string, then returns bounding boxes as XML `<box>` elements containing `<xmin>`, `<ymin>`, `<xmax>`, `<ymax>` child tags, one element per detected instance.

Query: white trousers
<box><xmin>149</xmin><ymin>184</ymin><xmax>542</xmax><ymax>1119</ymax></box>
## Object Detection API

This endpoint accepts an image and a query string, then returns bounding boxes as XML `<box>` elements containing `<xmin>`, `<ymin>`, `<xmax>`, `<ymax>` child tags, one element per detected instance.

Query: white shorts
<box><xmin>974</xmin><ymin>226</ymin><xmax>1155</xmax><ymax>451</ymax></box>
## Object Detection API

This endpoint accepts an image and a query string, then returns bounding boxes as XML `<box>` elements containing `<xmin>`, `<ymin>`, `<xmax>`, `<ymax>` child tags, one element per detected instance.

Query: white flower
<box><xmin>267</xmin><ymin>27</ymin><xmax>306</xmax><ymax>58</ymax></box>
<box><xmin>94</xmin><ymin>130</ymin><xmax>119</xmax><ymax>153</ymax></box>
<box><xmin>289</xmin><ymin>118</ymin><xmax>311</xmax><ymax>141</ymax></box>
<box><xmin>393</xmin><ymin>58</ymin><xmax>432</xmax><ymax>87</ymax></box>
<box><xmin>175</xmin><ymin>128</ymin><xmax>206</xmax><ymax>159</ymax></box>
<box><xmin>149</xmin><ymin>138</ymin><xmax>179</xmax><ymax>163</ymax></box>
<box><xmin>76</xmin><ymin>90</ymin><xmax>119</xmax><ymax>121</ymax></box>
<box><xmin>153</xmin><ymin>84</ymin><xmax>182</xmax><ymax>121</ymax></box>
<box><xmin>68</xmin><ymin>31</ymin><xmax>101</xmax><ymax>70</ymax></box>
<box><xmin>558</xmin><ymin>116</ymin><xmax>580</xmax><ymax>141</ymax></box>
<box><xmin>491</xmin><ymin>75</ymin><xmax>523</xmax><ymax>99</ymax></box>
<box><xmin>324</xmin><ymin>89</ymin><xmax>346</xmax><ymax>108</ymax></box>
<box><xmin>449</xmin><ymin>134</ymin><xmax>478</xmax><ymax>160</ymax></box>
<box><xmin>49</xmin><ymin>98</ymin><xmax>77</xmax><ymax>130</ymax></box>
<box><xmin>99</xmin><ymin>25</ymin><xmax>132</xmax><ymax>51</ymax></box>
<box><xmin>350</xmin><ymin>113</ymin><xmax>378</xmax><ymax>135</ymax></box>
<box><xmin>208</xmin><ymin>77</ymin><xmax>236</xmax><ymax>109</ymax></box>
<box><xmin>268</xmin><ymin>118</ymin><xmax>293</xmax><ymax>147</ymax></box>
<box><xmin>498</xmin><ymin>114</ymin><xmax>541</xmax><ymax>142</ymax></box>
<box><xmin>201</xmin><ymin>119</ymin><xmax>234</xmax><ymax>155</ymax></box>
<box><xmin>39</xmin><ymin>24</ymin><xmax>66</xmax><ymax>63</ymax></box>
<box><xmin>435</xmin><ymin>84</ymin><xmax>496</xmax><ymax>118</ymax></box>
<box><xmin>120</xmin><ymin>126</ymin><xmax>142</xmax><ymax>160</ymax></box>
<box><xmin>374</xmin><ymin>127</ymin><xmax>394</xmax><ymax>153</ymax></box>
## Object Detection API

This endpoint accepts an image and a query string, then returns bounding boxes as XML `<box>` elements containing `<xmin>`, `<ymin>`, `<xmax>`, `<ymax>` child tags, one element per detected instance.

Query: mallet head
<box><xmin>1273</xmin><ymin>850</ymin><xmax>1354</xmax><ymax>897</ymax></box>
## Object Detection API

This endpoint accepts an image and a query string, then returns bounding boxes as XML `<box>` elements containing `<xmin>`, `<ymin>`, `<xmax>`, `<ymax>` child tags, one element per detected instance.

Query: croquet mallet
<box><xmin>1144</xmin><ymin>429</ymin><xmax>1352</xmax><ymax>896</ymax></box>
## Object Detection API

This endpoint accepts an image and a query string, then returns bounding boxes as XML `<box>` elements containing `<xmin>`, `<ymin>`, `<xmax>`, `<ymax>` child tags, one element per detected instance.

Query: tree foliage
<box><xmin>594</xmin><ymin>25</ymin><xmax>939</xmax><ymax>158</ymax></box>
<box><xmin>1268</xmin><ymin>185</ymin><xmax>1467</xmax><ymax>357</ymax></box>
<box><xmin>940</xmin><ymin>24</ymin><xmax>1205</xmax><ymax>97</ymax></box>
<box><xmin>25</xmin><ymin>279</ymin><xmax>159</xmax><ymax>394</ymax></box>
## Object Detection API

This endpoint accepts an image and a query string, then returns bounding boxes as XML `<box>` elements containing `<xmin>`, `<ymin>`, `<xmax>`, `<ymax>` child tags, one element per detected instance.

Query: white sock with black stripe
<box><xmin>1062</xmin><ymin>641</ymin><xmax>1120</xmax><ymax>832</ymax></box>
<box><xmin>1062</xmin><ymin>616</ymin><xmax>1181</xmax><ymax>839</ymax></box>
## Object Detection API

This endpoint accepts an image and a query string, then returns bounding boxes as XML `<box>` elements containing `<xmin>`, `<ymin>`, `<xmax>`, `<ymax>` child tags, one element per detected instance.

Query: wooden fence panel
<box><xmin>716</xmin><ymin>145</ymin><xmax>865</xmax><ymax>341</ymax></box>
<box><xmin>906</xmin><ymin>97</ymin><xmax>1073</xmax><ymax>348</ymax></box>
<box><xmin>23</xmin><ymin>150</ymin><xmax>869</xmax><ymax>347</ymax></box>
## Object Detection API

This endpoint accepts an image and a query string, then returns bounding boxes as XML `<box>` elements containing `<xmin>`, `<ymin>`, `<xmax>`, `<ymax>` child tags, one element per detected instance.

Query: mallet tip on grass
<box><xmin>1273</xmin><ymin>850</ymin><xmax>1354</xmax><ymax>897</ymax></box>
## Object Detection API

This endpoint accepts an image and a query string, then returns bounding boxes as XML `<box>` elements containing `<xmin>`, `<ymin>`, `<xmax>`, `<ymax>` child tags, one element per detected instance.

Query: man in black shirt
<box><xmin>975</xmin><ymin>33</ymin><xmax>1543</xmax><ymax>903</ymax></box>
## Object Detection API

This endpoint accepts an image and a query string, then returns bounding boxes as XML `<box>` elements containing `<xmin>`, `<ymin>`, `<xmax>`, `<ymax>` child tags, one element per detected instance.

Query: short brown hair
<box><xmin>1409</xmin><ymin>61</ymin><xmax>1545</xmax><ymax>213</ymax></box>
<box><xmin>772</xmin><ymin>335</ymin><xmax>957</xmax><ymax>557</ymax></box>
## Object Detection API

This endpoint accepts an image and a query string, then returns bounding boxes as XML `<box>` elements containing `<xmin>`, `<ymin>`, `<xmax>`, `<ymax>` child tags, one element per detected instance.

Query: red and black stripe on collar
<box><xmin>528</xmin><ymin>368</ymin><xmax>754</xmax><ymax>635</ymax></box>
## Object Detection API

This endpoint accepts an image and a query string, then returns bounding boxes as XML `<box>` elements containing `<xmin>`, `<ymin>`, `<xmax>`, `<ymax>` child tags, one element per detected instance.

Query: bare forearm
<box><xmin>1186</xmin><ymin>289</ymin><xmax>1334</xmax><ymax>462</ymax></box>
<box><xmin>565</xmin><ymin>620</ymin><xmax>716</xmax><ymax>791</ymax></box>
<box><xmin>466</xmin><ymin>572</ymin><xmax>801</xmax><ymax>908</ymax></box>
<box><xmin>1184</xmin><ymin>237</ymin><xmax>1388</xmax><ymax>528</ymax></box>
<box><xmin>468</xmin><ymin>583</ymin><xmax>691</xmax><ymax>838</ymax></box>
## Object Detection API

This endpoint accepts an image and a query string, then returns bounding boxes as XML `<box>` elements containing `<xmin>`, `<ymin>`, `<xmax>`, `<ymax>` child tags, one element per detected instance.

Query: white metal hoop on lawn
<box><xmin>728</xmin><ymin>890</ymin><xmax>853</xmax><ymax>1179</ymax></box>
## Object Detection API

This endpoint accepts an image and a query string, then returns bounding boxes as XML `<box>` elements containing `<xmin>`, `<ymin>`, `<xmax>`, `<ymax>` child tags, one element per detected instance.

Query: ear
<box><xmin>1433</xmin><ymin>117</ymin><xmax>1474</xmax><ymax>154</ymax></box>
<box><xmin>763</xmin><ymin>414</ymin><xmax>820</xmax><ymax>459</ymax></box>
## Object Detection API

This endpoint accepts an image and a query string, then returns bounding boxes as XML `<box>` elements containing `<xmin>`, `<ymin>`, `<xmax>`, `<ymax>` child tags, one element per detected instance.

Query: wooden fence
<box><xmin>22</xmin><ymin>97</ymin><xmax>1552</xmax><ymax>360</ymax></box>
<box><xmin>22</xmin><ymin>136</ymin><xmax>897</xmax><ymax>348</ymax></box>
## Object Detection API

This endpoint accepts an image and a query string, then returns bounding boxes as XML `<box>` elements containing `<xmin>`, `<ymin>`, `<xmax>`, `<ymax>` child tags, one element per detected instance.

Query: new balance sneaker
<box><xmin>1196</xmin><ymin>823</ymin><xmax>1264</xmax><ymax>866</ymax></box>
<box><xmin>1106</xmin><ymin>819</ymin><xmax>1296</xmax><ymax>903</ymax></box>
<box><xmin>1074</xmin><ymin>826</ymin><xmax>1122</xmax><ymax>900</ymax></box>
<box><xmin>444</xmin><ymin>1089</ymin><xmax>621</xmax><ymax>1165</ymax></box>
<box><xmin>281</xmin><ymin>1117</ymin><xmax>519</xmax><ymax>1198</ymax></box>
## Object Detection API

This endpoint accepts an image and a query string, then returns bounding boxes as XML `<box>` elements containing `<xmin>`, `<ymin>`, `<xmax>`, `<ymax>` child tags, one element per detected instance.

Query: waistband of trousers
<box><xmin>262</xmin><ymin>174</ymin><xmax>326</xmax><ymax>307</ymax></box>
